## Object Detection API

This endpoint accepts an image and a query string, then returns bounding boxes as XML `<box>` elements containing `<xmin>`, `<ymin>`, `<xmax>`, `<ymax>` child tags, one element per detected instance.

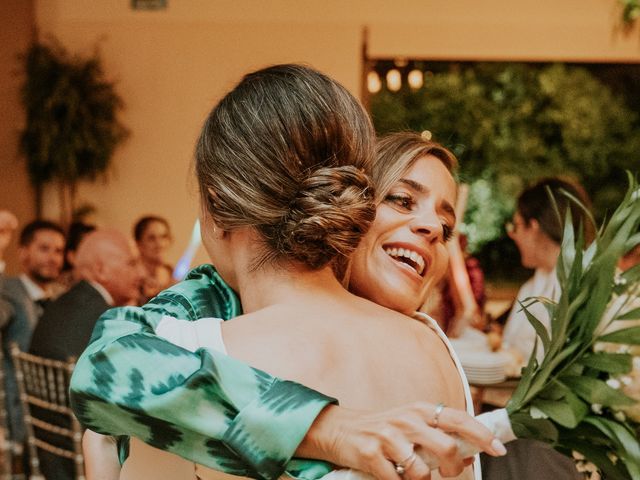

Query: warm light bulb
<box><xmin>367</xmin><ymin>71</ymin><xmax>382</xmax><ymax>94</ymax></box>
<box><xmin>386</xmin><ymin>69</ymin><xmax>402</xmax><ymax>92</ymax></box>
<box><xmin>408</xmin><ymin>69</ymin><xmax>424</xmax><ymax>90</ymax></box>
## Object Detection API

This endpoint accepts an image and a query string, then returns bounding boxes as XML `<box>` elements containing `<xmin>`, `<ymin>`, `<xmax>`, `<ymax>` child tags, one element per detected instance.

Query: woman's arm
<box><xmin>71</xmin><ymin>264</ymin><xmax>504</xmax><ymax>480</ymax></box>
<box><xmin>70</xmin><ymin>265</ymin><xmax>336</xmax><ymax>480</ymax></box>
<box><xmin>83</xmin><ymin>430</ymin><xmax>120</xmax><ymax>480</ymax></box>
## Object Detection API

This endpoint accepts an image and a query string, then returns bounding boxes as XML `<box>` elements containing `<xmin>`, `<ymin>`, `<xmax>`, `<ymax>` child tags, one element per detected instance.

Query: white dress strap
<box><xmin>156</xmin><ymin>315</ymin><xmax>227</xmax><ymax>354</ymax></box>
<box><xmin>413</xmin><ymin>311</ymin><xmax>481</xmax><ymax>480</ymax></box>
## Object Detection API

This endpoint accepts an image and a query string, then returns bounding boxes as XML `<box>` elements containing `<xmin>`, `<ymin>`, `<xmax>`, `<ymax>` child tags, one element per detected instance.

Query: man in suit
<box><xmin>0</xmin><ymin>220</ymin><xmax>65</xmax><ymax>449</ymax></box>
<box><xmin>30</xmin><ymin>228</ymin><xmax>144</xmax><ymax>359</ymax></box>
<box><xmin>28</xmin><ymin>228</ymin><xmax>144</xmax><ymax>480</ymax></box>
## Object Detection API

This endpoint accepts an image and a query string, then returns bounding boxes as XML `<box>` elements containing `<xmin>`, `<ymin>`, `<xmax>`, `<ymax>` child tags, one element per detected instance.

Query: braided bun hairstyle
<box><xmin>195</xmin><ymin>64</ymin><xmax>376</xmax><ymax>270</ymax></box>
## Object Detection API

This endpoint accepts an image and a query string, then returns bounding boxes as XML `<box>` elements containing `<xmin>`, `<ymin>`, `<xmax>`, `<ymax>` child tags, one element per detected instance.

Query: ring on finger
<box><xmin>430</xmin><ymin>402</ymin><xmax>446</xmax><ymax>428</ymax></box>
<box><xmin>394</xmin><ymin>450</ymin><xmax>417</xmax><ymax>475</ymax></box>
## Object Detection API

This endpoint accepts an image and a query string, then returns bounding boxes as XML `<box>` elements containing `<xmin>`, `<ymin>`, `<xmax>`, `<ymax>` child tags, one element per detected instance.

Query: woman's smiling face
<box><xmin>349</xmin><ymin>154</ymin><xmax>457</xmax><ymax>315</ymax></box>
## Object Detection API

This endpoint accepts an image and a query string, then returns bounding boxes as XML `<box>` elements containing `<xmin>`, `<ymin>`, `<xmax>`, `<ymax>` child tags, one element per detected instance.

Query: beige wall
<box><xmin>0</xmin><ymin>0</ymin><xmax>35</xmax><ymax>275</ymax></box>
<box><xmin>2</xmin><ymin>0</ymin><xmax>638</xmax><ymax>270</ymax></box>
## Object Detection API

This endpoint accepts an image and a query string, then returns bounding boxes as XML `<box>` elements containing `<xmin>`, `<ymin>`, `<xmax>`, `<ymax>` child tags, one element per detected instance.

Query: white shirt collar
<box><xmin>19</xmin><ymin>274</ymin><xmax>48</xmax><ymax>301</ymax></box>
<box><xmin>88</xmin><ymin>281</ymin><xmax>114</xmax><ymax>306</ymax></box>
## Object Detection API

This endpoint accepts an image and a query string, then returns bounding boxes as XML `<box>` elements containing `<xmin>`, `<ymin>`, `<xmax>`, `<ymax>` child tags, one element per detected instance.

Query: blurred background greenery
<box><xmin>369</xmin><ymin>61</ymin><xmax>640</xmax><ymax>282</ymax></box>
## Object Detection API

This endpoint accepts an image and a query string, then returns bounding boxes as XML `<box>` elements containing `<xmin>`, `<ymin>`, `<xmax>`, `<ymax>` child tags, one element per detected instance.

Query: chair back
<box><xmin>10</xmin><ymin>344</ymin><xmax>84</xmax><ymax>480</ymax></box>
<box><xmin>0</xmin><ymin>334</ymin><xmax>13</xmax><ymax>479</ymax></box>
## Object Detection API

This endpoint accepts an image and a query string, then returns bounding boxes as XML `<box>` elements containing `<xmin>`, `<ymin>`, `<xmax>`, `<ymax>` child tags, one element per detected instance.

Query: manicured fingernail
<box><xmin>491</xmin><ymin>439</ymin><xmax>507</xmax><ymax>456</ymax></box>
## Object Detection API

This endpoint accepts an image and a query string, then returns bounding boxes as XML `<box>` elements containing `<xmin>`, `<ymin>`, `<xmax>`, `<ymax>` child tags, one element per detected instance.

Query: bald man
<box><xmin>29</xmin><ymin>229</ymin><xmax>144</xmax><ymax>360</ymax></box>
<box><xmin>28</xmin><ymin>229</ymin><xmax>144</xmax><ymax>480</ymax></box>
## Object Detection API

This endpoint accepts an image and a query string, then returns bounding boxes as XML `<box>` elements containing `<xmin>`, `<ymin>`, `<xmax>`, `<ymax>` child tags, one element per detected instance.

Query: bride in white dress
<box><xmin>115</xmin><ymin>65</ymin><xmax>505</xmax><ymax>480</ymax></box>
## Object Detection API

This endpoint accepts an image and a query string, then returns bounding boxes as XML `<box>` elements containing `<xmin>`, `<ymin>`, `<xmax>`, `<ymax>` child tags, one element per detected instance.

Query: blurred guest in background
<box><xmin>0</xmin><ymin>210</ymin><xmax>18</xmax><ymax>276</ymax></box>
<box><xmin>29</xmin><ymin>228</ymin><xmax>144</xmax><ymax>480</ymax></box>
<box><xmin>437</xmin><ymin>233</ymin><xmax>486</xmax><ymax>336</ymax></box>
<box><xmin>58</xmin><ymin>221</ymin><xmax>96</xmax><ymax>289</ymax></box>
<box><xmin>133</xmin><ymin>215</ymin><xmax>174</xmax><ymax>302</ymax></box>
<box><xmin>502</xmin><ymin>177</ymin><xmax>594</xmax><ymax>366</ymax></box>
<box><xmin>480</xmin><ymin>177</ymin><xmax>593</xmax><ymax>480</ymax></box>
<box><xmin>0</xmin><ymin>220</ymin><xmax>65</xmax><ymax>449</ymax></box>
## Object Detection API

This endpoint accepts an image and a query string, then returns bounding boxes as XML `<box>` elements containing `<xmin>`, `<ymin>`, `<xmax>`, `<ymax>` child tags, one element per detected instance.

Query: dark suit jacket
<box><xmin>29</xmin><ymin>280</ymin><xmax>110</xmax><ymax>360</ymax></box>
<box><xmin>0</xmin><ymin>276</ymin><xmax>42</xmax><ymax>442</ymax></box>
<box><xmin>28</xmin><ymin>280</ymin><xmax>110</xmax><ymax>480</ymax></box>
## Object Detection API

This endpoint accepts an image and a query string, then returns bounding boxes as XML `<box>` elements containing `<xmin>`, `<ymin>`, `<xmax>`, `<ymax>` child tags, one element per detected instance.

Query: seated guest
<box><xmin>0</xmin><ymin>220</ymin><xmax>65</xmax><ymax>450</ymax></box>
<box><xmin>0</xmin><ymin>209</ymin><xmax>18</xmax><ymax>275</ymax></box>
<box><xmin>133</xmin><ymin>215</ymin><xmax>174</xmax><ymax>302</ymax></box>
<box><xmin>57</xmin><ymin>221</ymin><xmax>96</xmax><ymax>289</ymax></box>
<box><xmin>28</xmin><ymin>228</ymin><xmax>144</xmax><ymax>480</ymax></box>
<box><xmin>502</xmin><ymin>177</ymin><xmax>594</xmax><ymax>366</ymax></box>
<box><xmin>481</xmin><ymin>177</ymin><xmax>594</xmax><ymax>480</ymax></box>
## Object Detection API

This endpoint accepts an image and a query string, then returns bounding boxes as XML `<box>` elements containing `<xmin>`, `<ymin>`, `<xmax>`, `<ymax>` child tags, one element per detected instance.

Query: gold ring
<box><xmin>431</xmin><ymin>402</ymin><xmax>446</xmax><ymax>428</ymax></box>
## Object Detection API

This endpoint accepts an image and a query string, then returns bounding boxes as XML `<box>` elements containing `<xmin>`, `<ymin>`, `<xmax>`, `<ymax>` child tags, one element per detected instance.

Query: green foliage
<box><xmin>621</xmin><ymin>0</ymin><xmax>640</xmax><ymax>23</ymax></box>
<box><xmin>19</xmin><ymin>39</ymin><xmax>129</xmax><ymax>217</ymax></box>
<box><xmin>505</xmin><ymin>175</ymin><xmax>640</xmax><ymax>479</ymax></box>
<box><xmin>371</xmin><ymin>63</ymin><xmax>640</xmax><ymax>254</ymax></box>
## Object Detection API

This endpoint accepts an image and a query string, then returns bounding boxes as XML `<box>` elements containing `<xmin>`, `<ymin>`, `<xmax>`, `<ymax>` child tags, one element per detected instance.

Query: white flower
<box><xmin>591</xmin><ymin>403</ymin><xmax>603</xmax><ymax>414</ymax></box>
<box><xmin>613</xmin><ymin>410</ymin><xmax>626</xmax><ymax>422</ymax></box>
<box><xmin>530</xmin><ymin>406</ymin><xmax>548</xmax><ymax>419</ymax></box>
<box><xmin>593</xmin><ymin>343</ymin><xmax>606</xmax><ymax>353</ymax></box>
<box><xmin>614</xmin><ymin>276</ymin><xmax>627</xmax><ymax>286</ymax></box>
<box><xmin>606</xmin><ymin>378</ymin><xmax>621</xmax><ymax>389</ymax></box>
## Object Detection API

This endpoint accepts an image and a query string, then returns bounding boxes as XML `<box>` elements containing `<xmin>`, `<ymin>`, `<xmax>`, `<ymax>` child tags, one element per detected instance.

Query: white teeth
<box><xmin>384</xmin><ymin>247</ymin><xmax>426</xmax><ymax>276</ymax></box>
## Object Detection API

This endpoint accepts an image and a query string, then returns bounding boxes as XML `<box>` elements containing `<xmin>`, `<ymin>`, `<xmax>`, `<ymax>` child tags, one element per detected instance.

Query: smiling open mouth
<box><xmin>383</xmin><ymin>247</ymin><xmax>426</xmax><ymax>276</ymax></box>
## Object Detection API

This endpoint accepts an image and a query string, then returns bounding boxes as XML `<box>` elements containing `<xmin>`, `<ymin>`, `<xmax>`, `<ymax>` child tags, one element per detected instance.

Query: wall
<box><xmin>0</xmin><ymin>0</ymin><xmax>35</xmax><ymax>275</ymax></box>
<box><xmin>2</xmin><ymin>0</ymin><xmax>638</xmax><ymax>269</ymax></box>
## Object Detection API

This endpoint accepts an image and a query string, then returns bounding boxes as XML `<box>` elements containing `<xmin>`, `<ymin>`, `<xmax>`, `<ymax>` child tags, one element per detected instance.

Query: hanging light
<box><xmin>394</xmin><ymin>57</ymin><xmax>409</xmax><ymax>68</ymax></box>
<box><xmin>407</xmin><ymin>69</ymin><xmax>424</xmax><ymax>90</ymax></box>
<box><xmin>367</xmin><ymin>71</ymin><xmax>382</xmax><ymax>94</ymax></box>
<box><xmin>386</xmin><ymin>69</ymin><xmax>402</xmax><ymax>92</ymax></box>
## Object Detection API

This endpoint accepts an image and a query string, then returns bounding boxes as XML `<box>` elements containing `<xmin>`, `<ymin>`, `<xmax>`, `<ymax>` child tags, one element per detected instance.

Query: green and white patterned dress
<box><xmin>70</xmin><ymin>264</ymin><xmax>336</xmax><ymax>480</ymax></box>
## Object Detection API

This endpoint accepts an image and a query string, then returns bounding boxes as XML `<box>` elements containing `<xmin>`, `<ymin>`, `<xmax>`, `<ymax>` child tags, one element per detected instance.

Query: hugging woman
<box><xmin>71</xmin><ymin>65</ymin><xmax>505</xmax><ymax>480</ymax></box>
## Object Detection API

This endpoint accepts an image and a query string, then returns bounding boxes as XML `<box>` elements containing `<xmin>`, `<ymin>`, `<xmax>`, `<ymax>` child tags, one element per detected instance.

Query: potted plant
<box><xmin>19</xmin><ymin>39</ymin><xmax>129</xmax><ymax>225</ymax></box>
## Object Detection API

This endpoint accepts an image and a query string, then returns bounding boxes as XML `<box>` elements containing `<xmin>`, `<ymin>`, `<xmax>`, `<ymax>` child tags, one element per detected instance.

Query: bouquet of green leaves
<box><xmin>418</xmin><ymin>174</ymin><xmax>640</xmax><ymax>478</ymax></box>
<box><xmin>504</xmin><ymin>173</ymin><xmax>640</xmax><ymax>479</ymax></box>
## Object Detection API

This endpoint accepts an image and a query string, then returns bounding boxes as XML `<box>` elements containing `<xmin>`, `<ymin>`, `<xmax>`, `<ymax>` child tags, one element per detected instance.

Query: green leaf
<box><xmin>599</xmin><ymin>326</ymin><xmax>640</xmax><ymax>344</ymax></box>
<box><xmin>538</xmin><ymin>379</ymin><xmax>569</xmax><ymax>400</ymax></box>
<box><xmin>562</xmin><ymin>376</ymin><xmax>636</xmax><ymax>407</ymax></box>
<box><xmin>509</xmin><ymin>411</ymin><xmax>558</xmax><ymax>443</ymax></box>
<box><xmin>520</xmin><ymin>300</ymin><xmax>550</xmax><ymax>354</ymax></box>
<box><xmin>569</xmin><ymin>439</ymin><xmax>631</xmax><ymax>480</ymax></box>
<box><xmin>579</xmin><ymin>352</ymin><xmax>633</xmax><ymax>374</ymax></box>
<box><xmin>621</xmin><ymin>263</ymin><xmax>640</xmax><ymax>287</ymax></box>
<box><xmin>616</xmin><ymin>307</ymin><xmax>640</xmax><ymax>321</ymax></box>
<box><xmin>531</xmin><ymin>392</ymin><xmax>588</xmax><ymax>428</ymax></box>
<box><xmin>585</xmin><ymin>416</ymin><xmax>640</xmax><ymax>476</ymax></box>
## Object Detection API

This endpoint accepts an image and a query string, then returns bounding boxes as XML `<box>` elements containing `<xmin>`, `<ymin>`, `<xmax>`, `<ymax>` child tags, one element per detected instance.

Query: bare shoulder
<box><xmin>220</xmin><ymin>306</ymin><xmax>334</xmax><ymax>380</ymax></box>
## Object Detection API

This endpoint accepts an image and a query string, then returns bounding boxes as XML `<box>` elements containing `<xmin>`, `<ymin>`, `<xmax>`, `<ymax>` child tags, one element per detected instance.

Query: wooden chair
<box><xmin>0</xmin><ymin>336</ymin><xmax>14</xmax><ymax>480</ymax></box>
<box><xmin>10</xmin><ymin>345</ymin><xmax>84</xmax><ymax>480</ymax></box>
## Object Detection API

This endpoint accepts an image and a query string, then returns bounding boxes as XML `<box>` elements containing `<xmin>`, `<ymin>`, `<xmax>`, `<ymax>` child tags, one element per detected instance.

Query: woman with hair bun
<box><xmin>77</xmin><ymin>66</ymin><xmax>505</xmax><ymax>480</ymax></box>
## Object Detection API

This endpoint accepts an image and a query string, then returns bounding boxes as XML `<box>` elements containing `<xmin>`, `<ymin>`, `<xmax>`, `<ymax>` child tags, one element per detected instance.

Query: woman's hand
<box><xmin>296</xmin><ymin>403</ymin><xmax>506</xmax><ymax>480</ymax></box>
<box><xmin>82</xmin><ymin>430</ymin><xmax>121</xmax><ymax>480</ymax></box>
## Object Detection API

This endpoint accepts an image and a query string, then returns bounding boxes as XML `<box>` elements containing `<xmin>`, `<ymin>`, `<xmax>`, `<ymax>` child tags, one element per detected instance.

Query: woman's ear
<box><xmin>210</xmin><ymin>219</ymin><xmax>227</xmax><ymax>240</ymax></box>
<box><xmin>528</xmin><ymin>218</ymin><xmax>541</xmax><ymax>233</ymax></box>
